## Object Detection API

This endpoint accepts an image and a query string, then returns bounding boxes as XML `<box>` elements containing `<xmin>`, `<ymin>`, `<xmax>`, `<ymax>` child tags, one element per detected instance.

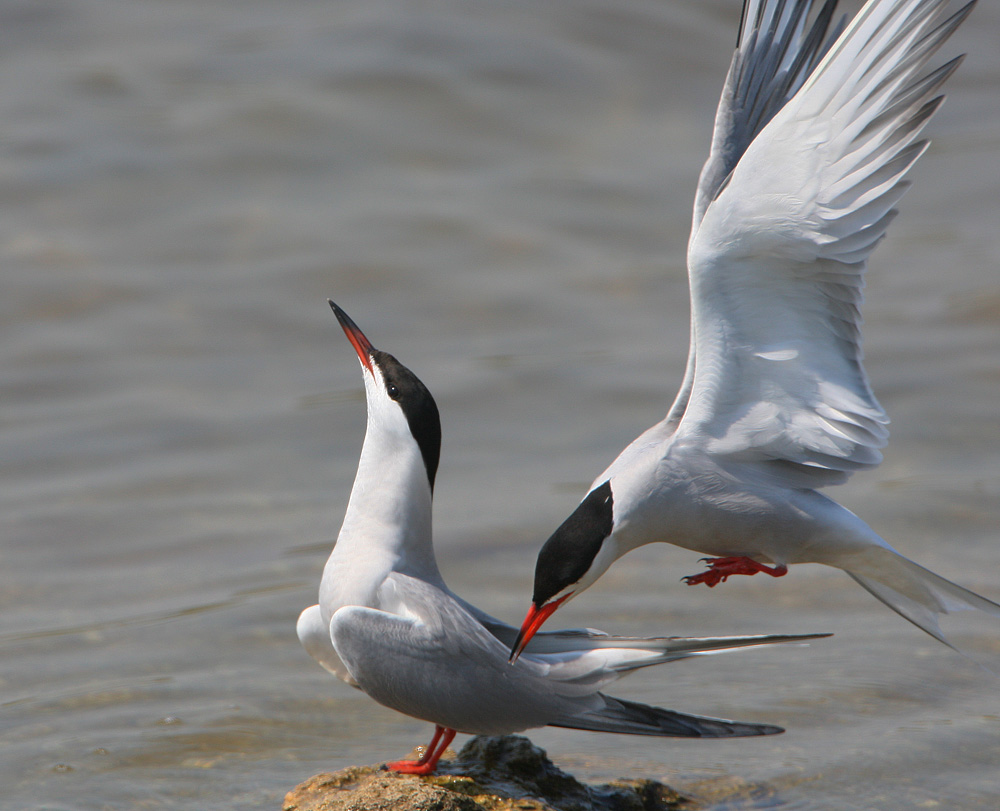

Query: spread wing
<box><xmin>673</xmin><ymin>0</ymin><xmax>973</xmax><ymax>487</ymax></box>
<box><xmin>667</xmin><ymin>0</ymin><xmax>845</xmax><ymax>429</ymax></box>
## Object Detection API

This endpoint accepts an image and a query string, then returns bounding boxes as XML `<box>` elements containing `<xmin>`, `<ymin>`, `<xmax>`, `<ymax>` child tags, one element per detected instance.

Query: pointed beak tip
<box><xmin>328</xmin><ymin>301</ymin><xmax>375</xmax><ymax>371</ymax></box>
<box><xmin>507</xmin><ymin>605</ymin><xmax>536</xmax><ymax>664</ymax></box>
<box><xmin>508</xmin><ymin>598</ymin><xmax>555</xmax><ymax>664</ymax></box>
<box><xmin>327</xmin><ymin>299</ymin><xmax>344</xmax><ymax>319</ymax></box>
<box><xmin>507</xmin><ymin>638</ymin><xmax>525</xmax><ymax>665</ymax></box>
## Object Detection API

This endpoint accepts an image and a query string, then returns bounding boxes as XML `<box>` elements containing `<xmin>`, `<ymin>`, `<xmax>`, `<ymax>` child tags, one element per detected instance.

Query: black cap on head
<box><xmin>532</xmin><ymin>480</ymin><xmax>614</xmax><ymax>605</ymax></box>
<box><xmin>328</xmin><ymin>300</ymin><xmax>441</xmax><ymax>491</ymax></box>
<box><xmin>370</xmin><ymin>348</ymin><xmax>442</xmax><ymax>491</ymax></box>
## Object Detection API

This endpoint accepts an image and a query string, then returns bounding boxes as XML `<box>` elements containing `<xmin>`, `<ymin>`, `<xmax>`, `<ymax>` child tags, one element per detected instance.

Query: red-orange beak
<box><xmin>508</xmin><ymin>593</ymin><xmax>572</xmax><ymax>663</ymax></box>
<box><xmin>329</xmin><ymin>300</ymin><xmax>374</xmax><ymax>372</ymax></box>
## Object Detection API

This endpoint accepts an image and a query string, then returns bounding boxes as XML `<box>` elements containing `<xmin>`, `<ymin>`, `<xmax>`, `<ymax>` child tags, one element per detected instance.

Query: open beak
<box><xmin>508</xmin><ymin>593</ymin><xmax>572</xmax><ymax>663</ymax></box>
<box><xmin>329</xmin><ymin>300</ymin><xmax>374</xmax><ymax>372</ymax></box>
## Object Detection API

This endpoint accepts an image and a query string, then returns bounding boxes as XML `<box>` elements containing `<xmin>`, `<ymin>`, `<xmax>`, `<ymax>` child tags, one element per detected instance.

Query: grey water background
<box><xmin>3</xmin><ymin>0</ymin><xmax>1000</xmax><ymax>808</ymax></box>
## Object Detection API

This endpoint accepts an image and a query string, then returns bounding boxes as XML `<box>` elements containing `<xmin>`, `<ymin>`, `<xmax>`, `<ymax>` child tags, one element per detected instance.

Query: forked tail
<box><xmin>846</xmin><ymin>548</ymin><xmax>1000</xmax><ymax>661</ymax></box>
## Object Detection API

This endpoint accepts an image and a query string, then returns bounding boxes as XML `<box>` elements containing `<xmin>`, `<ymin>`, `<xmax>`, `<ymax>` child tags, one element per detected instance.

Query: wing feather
<box><xmin>672</xmin><ymin>0</ymin><xmax>842</xmax><ymax>430</ymax></box>
<box><xmin>675</xmin><ymin>0</ymin><xmax>973</xmax><ymax>487</ymax></box>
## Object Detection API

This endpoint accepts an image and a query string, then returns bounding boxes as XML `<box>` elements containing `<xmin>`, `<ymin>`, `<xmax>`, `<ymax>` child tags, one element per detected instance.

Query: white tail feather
<box><xmin>847</xmin><ymin>549</ymin><xmax>1000</xmax><ymax>661</ymax></box>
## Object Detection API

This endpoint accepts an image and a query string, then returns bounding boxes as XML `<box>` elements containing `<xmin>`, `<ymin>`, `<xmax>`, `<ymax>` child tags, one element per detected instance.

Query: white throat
<box><xmin>319</xmin><ymin>371</ymin><xmax>444</xmax><ymax>618</ymax></box>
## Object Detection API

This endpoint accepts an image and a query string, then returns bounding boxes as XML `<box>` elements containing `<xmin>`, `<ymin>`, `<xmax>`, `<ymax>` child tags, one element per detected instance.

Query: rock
<box><xmin>283</xmin><ymin>735</ymin><xmax>690</xmax><ymax>811</ymax></box>
<box><xmin>283</xmin><ymin>766</ymin><xmax>483</xmax><ymax>811</ymax></box>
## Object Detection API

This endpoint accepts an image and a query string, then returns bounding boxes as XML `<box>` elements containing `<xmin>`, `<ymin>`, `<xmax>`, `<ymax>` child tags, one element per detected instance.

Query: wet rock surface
<box><xmin>284</xmin><ymin>736</ymin><xmax>691</xmax><ymax>811</ymax></box>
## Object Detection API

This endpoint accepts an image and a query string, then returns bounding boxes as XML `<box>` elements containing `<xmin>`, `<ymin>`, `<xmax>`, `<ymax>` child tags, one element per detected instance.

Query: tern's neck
<box><xmin>320</xmin><ymin>425</ymin><xmax>444</xmax><ymax>613</ymax></box>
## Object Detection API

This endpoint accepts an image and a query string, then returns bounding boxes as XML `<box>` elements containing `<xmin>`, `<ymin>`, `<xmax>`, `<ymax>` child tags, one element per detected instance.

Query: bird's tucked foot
<box><xmin>383</xmin><ymin>726</ymin><xmax>456</xmax><ymax>776</ymax></box>
<box><xmin>682</xmin><ymin>557</ymin><xmax>788</xmax><ymax>588</ymax></box>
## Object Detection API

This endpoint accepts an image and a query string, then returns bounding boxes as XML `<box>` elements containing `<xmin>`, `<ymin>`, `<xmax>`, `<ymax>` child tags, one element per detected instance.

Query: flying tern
<box><xmin>297</xmin><ymin>302</ymin><xmax>828</xmax><ymax>775</ymax></box>
<box><xmin>510</xmin><ymin>0</ymin><xmax>999</xmax><ymax>663</ymax></box>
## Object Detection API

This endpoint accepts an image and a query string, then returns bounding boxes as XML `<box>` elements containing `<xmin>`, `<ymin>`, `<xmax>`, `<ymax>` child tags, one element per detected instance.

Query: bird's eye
<box><xmin>387</xmin><ymin>384</ymin><xmax>399</xmax><ymax>398</ymax></box>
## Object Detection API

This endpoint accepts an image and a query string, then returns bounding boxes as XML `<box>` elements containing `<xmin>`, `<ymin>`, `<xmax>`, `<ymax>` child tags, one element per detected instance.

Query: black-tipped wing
<box><xmin>673</xmin><ymin>0</ymin><xmax>973</xmax><ymax>487</ymax></box>
<box><xmin>669</xmin><ymin>0</ymin><xmax>844</xmax><ymax>429</ymax></box>
<box><xmin>692</xmin><ymin>0</ymin><xmax>844</xmax><ymax>227</ymax></box>
<box><xmin>550</xmin><ymin>695</ymin><xmax>782</xmax><ymax>738</ymax></box>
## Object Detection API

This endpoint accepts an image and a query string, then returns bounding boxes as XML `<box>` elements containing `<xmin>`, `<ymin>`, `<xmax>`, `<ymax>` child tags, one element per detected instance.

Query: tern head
<box><xmin>509</xmin><ymin>480</ymin><xmax>615</xmax><ymax>662</ymax></box>
<box><xmin>329</xmin><ymin>300</ymin><xmax>441</xmax><ymax>491</ymax></box>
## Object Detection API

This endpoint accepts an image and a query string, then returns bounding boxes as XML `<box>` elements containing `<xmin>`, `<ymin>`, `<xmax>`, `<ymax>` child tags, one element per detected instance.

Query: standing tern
<box><xmin>510</xmin><ymin>0</ymin><xmax>999</xmax><ymax>663</ymax></box>
<box><xmin>297</xmin><ymin>301</ymin><xmax>829</xmax><ymax>775</ymax></box>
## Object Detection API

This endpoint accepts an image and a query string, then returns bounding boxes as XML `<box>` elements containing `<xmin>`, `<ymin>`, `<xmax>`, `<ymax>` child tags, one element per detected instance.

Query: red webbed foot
<box><xmin>384</xmin><ymin>758</ymin><xmax>440</xmax><ymax>775</ymax></box>
<box><xmin>682</xmin><ymin>556</ymin><xmax>788</xmax><ymax>587</ymax></box>
<box><xmin>383</xmin><ymin>726</ymin><xmax>456</xmax><ymax>776</ymax></box>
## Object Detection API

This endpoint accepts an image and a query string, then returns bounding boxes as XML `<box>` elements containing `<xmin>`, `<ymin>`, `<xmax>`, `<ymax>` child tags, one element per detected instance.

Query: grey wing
<box><xmin>333</xmin><ymin>576</ymin><xmax>826</xmax><ymax>736</ymax></box>
<box><xmin>669</xmin><ymin>0</ymin><xmax>844</xmax><ymax>429</ymax></box>
<box><xmin>692</xmin><ymin>0</ymin><xmax>844</xmax><ymax>226</ymax></box>
<box><xmin>525</xmin><ymin>632</ymin><xmax>831</xmax><ymax>693</ymax></box>
<box><xmin>328</xmin><ymin>583</ymin><xmax>593</xmax><ymax>735</ymax></box>
<box><xmin>676</xmin><ymin>0</ymin><xmax>974</xmax><ymax>488</ymax></box>
<box><xmin>550</xmin><ymin>694</ymin><xmax>783</xmax><ymax>738</ymax></box>
<box><xmin>331</xmin><ymin>602</ymin><xmax>798</xmax><ymax>738</ymax></box>
<box><xmin>452</xmin><ymin>588</ymin><xmax>829</xmax><ymax>668</ymax></box>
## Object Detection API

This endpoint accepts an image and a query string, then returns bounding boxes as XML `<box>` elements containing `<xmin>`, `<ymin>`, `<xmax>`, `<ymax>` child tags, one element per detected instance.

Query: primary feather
<box><xmin>680</xmin><ymin>0</ymin><xmax>974</xmax><ymax>487</ymax></box>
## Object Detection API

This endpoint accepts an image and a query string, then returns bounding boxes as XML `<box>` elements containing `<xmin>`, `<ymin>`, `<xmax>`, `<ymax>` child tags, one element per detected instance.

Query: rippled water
<box><xmin>4</xmin><ymin>1</ymin><xmax>1000</xmax><ymax>808</ymax></box>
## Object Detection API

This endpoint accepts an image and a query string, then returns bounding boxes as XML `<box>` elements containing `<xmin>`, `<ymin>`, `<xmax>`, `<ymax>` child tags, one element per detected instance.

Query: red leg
<box><xmin>682</xmin><ymin>556</ymin><xmax>788</xmax><ymax>587</ymax></box>
<box><xmin>385</xmin><ymin>726</ymin><xmax>457</xmax><ymax>775</ymax></box>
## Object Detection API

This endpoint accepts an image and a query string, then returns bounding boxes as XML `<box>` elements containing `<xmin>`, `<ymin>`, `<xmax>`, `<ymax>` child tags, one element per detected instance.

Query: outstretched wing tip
<box><xmin>677</xmin><ymin>0</ymin><xmax>972</xmax><ymax>484</ymax></box>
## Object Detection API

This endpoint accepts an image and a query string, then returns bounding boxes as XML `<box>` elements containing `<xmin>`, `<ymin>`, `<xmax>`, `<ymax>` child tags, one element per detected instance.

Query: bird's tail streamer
<box><xmin>847</xmin><ymin>549</ymin><xmax>1000</xmax><ymax>672</ymax></box>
